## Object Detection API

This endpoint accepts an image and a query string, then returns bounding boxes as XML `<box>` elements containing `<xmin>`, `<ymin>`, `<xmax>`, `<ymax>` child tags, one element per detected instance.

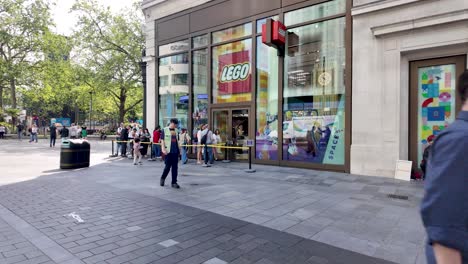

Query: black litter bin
<box><xmin>60</xmin><ymin>140</ymin><xmax>90</xmax><ymax>169</ymax></box>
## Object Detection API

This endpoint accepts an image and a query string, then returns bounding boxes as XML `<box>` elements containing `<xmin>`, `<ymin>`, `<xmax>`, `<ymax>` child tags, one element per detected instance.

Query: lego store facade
<box><xmin>144</xmin><ymin>0</ymin><xmax>351</xmax><ymax>172</ymax></box>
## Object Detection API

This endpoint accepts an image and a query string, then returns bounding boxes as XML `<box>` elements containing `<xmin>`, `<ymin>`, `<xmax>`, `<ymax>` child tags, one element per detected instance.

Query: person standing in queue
<box><xmin>120</xmin><ymin>125</ymin><xmax>128</xmax><ymax>157</ymax></box>
<box><xmin>160</xmin><ymin>118</ymin><xmax>180</xmax><ymax>189</ymax></box>
<box><xmin>420</xmin><ymin>69</ymin><xmax>468</xmax><ymax>264</ymax></box>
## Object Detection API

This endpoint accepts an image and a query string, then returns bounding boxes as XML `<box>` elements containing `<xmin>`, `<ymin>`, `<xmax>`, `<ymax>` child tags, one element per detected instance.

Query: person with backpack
<box><xmin>179</xmin><ymin>128</ymin><xmax>191</xmax><ymax>164</ymax></box>
<box><xmin>200</xmin><ymin>124</ymin><xmax>214</xmax><ymax>165</ymax></box>
<box><xmin>160</xmin><ymin>118</ymin><xmax>181</xmax><ymax>189</ymax></box>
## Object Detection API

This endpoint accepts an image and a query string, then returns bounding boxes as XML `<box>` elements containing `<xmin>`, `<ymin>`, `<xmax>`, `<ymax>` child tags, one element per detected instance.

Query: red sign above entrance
<box><xmin>261</xmin><ymin>19</ymin><xmax>286</xmax><ymax>56</ymax></box>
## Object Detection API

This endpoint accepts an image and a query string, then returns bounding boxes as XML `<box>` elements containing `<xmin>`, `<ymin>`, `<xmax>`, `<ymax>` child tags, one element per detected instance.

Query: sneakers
<box><xmin>133</xmin><ymin>163</ymin><xmax>137</xmax><ymax>165</ymax></box>
<box><xmin>160</xmin><ymin>179</ymin><xmax>165</xmax><ymax>187</ymax></box>
<box><xmin>171</xmin><ymin>183</ymin><xmax>180</xmax><ymax>189</ymax></box>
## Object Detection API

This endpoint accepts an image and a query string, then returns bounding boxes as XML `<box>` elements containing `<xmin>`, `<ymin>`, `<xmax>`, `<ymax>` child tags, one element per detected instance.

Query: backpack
<box><xmin>201</xmin><ymin>131</ymin><xmax>210</xmax><ymax>145</ymax></box>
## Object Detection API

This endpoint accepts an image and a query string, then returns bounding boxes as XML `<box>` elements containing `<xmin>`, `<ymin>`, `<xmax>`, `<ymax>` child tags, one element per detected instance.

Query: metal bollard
<box><xmin>245</xmin><ymin>146</ymin><xmax>256</xmax><ymax>173</ymax></box>
<box><xmin>109</xmin><ymin>140</ymin><xmax>115</xmax><ymax>157</ymax></box>
<box><xmin>222</xmin><ymin>142</ymin><xmax>231</xmax><ymax>163</ymax></box>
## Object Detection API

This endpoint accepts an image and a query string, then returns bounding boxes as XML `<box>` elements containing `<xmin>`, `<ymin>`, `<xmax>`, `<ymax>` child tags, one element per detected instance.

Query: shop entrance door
<box><xmin>212</xmin><ymin>108</ymin><xmax>251</xmax><ymax>161</ymax></box>
<box><xmin>409</xmin><ymin>55</ymin><xmax>466</xmax><ymax>169</ymax></box>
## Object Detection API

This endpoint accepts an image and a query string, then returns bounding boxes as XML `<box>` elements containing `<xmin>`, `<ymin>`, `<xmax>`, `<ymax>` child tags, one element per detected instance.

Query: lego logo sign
<box><xmin>218</xmin><ymin>51</ymin><xmax>251</xmax><ymax>95</ymax></box>
<box><xmin>220</xmin><ymin>64</ymin><xmax>250</xmax><ymax>82</ymax></box>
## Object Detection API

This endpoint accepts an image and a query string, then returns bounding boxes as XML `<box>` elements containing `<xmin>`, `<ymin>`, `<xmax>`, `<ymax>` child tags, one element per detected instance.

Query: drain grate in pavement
<box><xmin>387</xmin><ymin>194</ymin><xmax>409</xmax><ymax>200</ymax></box>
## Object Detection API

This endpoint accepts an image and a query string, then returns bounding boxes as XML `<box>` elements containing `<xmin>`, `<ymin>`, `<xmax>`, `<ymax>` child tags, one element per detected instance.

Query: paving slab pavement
<box><xmin>0</xmin><ymin>140</ymin><xmax>426</xmax><ymax>264</ymax></box>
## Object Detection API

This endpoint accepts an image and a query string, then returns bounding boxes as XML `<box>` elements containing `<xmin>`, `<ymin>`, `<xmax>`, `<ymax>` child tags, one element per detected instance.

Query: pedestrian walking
<box><xmin>16</xmin><ymin>123</ymin><xmax>24</xmax><ymax>140</ymax></box>
<box><xmin>179</xmin><ymin>128</ymin><xmax>191</xmax><ymax>164</ymax></box>
<box><xmin>160</xmin><ymin>118</ymin><xmax>181</xmax><ymax>189</ymax></box>
<box><xmin>49</xmin><ymin>124</ymin><xmax>58</xmax><ymax>147</ymax></box>
<box><xmin>140</xmin><ymin>128</ymin><xmax>151</xmax><ymax>157</ymax></box>
<box><xmin>133</xmin><ymin>138</ymin><xmax>143</xmax><ymax>165</ymax></box>
<box><xmin>420</xmin><ymin>69</ymin><xmax>468</xmax><ymax>264</ymax></box>
<box><xmin>0</xmin><ymin>124</ymin><xmax>5</xmax><ymax>139</ymax></box>
<box><xmin>151</xmin><ymin>126</ymin><xmax>161</xmax><ymax>160</ymax></box>
<box><xmin>128</xmin><ymin>128</ymin><xmax>138</xmax><ymax>158</ymax></box>
<box><xmin>30</xmin><ymin>124</ymin><xmax>38</xmax><ymax>143</ymax></box>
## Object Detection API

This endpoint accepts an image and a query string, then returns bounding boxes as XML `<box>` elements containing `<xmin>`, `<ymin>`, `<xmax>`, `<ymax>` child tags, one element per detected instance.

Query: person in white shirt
<box><xmin>30</xmin><ymin>124</ymin><xmax>38</xmax><ymax>143</ymax></box>
<box><xmin>212</xmin><ymin>129</ymin><xmax>222</xmax><ymax>161</ymax></box>
<box><xmin>70</xmin><ymin>123</ymin><xmax>78</xmax><ymax>139</ymax></box>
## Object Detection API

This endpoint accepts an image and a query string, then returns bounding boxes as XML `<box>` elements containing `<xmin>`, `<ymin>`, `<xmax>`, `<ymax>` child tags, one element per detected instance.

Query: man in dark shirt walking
<box><xmin>49</xmin><ymin>124</ymin><xmax>58</xmax><ymax>147</ymax></box>
<box><xmin>160</xmin><ymin>118</ymin><xmax>180</xmax><ymax>189</ymax></box>
<box><xmin>421</xmin><ymin>69</ymin><xmax>468</xmax><ymax>264</ymax></box>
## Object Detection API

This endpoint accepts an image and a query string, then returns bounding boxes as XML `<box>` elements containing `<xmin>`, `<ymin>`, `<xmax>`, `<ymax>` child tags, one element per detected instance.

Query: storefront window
<box><xmin>256</xmin><ymin>36</ymin><xmax>279</xmax><ymax>161</ymax></box>
<box><xmin>171</xmin><ymin>53</ymin><xmax>189</xmax><ymax>64</ymax></box>
<box><xmin>158</xmin><ymin>40</ymin><xmax>189</xmax><ymax>56</ymax></box>
<box><xmin>283</xmin><ymin>17</ymin><xmax>346</xmax><ymax>165</ymax></box>
<box><xmin>212</xmin><ymin>39</ymin><xmax>252</xmax><ymax>103</ymax></box>
<box><xmin>212</xmin><ymin>23</ymin><xmax>252</xmax><ymax>44</ymax></box>
<box><xmin>417</xmin><ymin>65</ymin><xmax>457</xmax><ymax>166</ymax></box>
<box><xmin>256</xmin><ymin>15</ymin><xmax>279</xmax><ymax>33</ymax></box>
<box><xmin>284</xmin><ymin>0</ymin><xmax>346</xmax><ymax>26</ymax></box>
<box><xmin>192</xmin><ymin>49</ymin><xmax>208</xmax><ymax>134</ymax></box>
<box><xmin>158</xmin><ymin>53</ymin><xmax>189</xmax><ymax>129</ymax></box>
<box><xmin>192</xmin><ymin>34</ymin><xmax>208</xmax><ymax>48</ymax></box>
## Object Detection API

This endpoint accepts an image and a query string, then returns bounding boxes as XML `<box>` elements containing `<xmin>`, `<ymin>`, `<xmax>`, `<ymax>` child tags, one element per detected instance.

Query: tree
<box><xmin>0</xmin><ymin>0</ymin><xmax>53</xmax><ymax>111</ymax></box>
<box><xmin>71</xmin><ymin>0</ymin><xmax>144</xmax><ymax>123</ymax></box>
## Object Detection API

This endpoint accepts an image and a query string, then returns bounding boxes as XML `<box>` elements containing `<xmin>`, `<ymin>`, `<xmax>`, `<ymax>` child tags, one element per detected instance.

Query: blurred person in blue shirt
<box><xmin>421</xmin><ymin>69</ymin><xmax>468</xmax><ymax>264</ymax></box>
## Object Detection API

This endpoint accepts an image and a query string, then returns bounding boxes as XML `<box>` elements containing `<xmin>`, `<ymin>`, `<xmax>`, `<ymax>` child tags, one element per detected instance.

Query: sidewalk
<box><xmin>0</xmin><ymin>141</ymin><xmax>426</xmax><ymax>264</ymax></box>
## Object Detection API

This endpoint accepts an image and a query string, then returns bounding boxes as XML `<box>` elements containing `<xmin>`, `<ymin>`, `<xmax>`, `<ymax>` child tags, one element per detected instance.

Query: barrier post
<box><xmin>109</xmin><ymin>140</ymin><xmax>115</xmax><ymax>157</ymax></box>
<box><xmin>222</xmin><ymin>141</ymin><xmax>231</xmax><ymax>163</ymax></box>
<box><xmin>245</xmin><ymin>141</ymin><xmax>255</xmax><ymax>173</ymax></box>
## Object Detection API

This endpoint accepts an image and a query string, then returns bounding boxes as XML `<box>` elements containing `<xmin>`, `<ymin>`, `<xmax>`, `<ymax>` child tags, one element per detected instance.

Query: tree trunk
<box><xmin>10</xmin><ymin>78</ymin><xmax>16</xmax><ymax>109</ymax></box>
<box><xmin>0</xmin><ymin>85</ymin><xmax>3</xmax><ymax>110</ymax></box>
<box><xmin>118</xmin><ymin>96</ymin><xmax>126</xmax><ymax>123</ymax></box>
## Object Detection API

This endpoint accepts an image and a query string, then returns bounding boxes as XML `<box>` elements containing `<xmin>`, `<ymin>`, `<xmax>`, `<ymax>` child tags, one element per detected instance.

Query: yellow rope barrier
<box><xmin>112</xmin><ymin>140</ymin><xmax>248</xmax><ymax>149</ymax></box>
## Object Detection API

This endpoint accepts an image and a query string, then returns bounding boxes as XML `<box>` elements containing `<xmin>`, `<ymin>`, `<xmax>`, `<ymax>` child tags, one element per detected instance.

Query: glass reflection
<box><xmin>256</xmin><ymin>36</ymin><xmax>279</xmax><ymax>161</ymax></box>
<box><xmin>158</xmin><ymin>53</ymin><xmax>189</xmax><ymax>129</ymax></box>
<box><xmin>283</xmin><ymin>18</ymin><xmax>346</xmax><ymax>165</ymax></box>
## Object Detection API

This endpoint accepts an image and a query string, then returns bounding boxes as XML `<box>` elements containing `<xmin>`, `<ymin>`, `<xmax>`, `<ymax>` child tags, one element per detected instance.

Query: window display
<box><xmin>193</xmin><ymin>49</ymin><xmax>209</xmax><ymax>132</ymax></box>
<box><xmin>283</xmin><ymin>18</ymin><xmax>346</xmax><ymax>165</ymax></box>
<box><xmin>158</xmin><ymin>53</ymin><xmax>189</xmax><ymax>129</ymax></box>
<box><xmin>212</xmin><ymin>39</ymin><xmax>253</xmax><ymax>103</ymax></box>
<box><xmin>256</xmin><ymin>36</ymin><xmax>279</xmax><ymax>161</ymax></box>
<box><xmin>417</xmin><ymin>65</ymin><xmax>457</xmax><ymax>166</ymax></box>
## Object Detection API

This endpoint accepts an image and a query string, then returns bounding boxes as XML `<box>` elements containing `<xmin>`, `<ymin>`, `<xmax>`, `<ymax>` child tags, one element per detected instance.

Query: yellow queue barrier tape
<box><xmin>110</xmin><ymin>140</ymin><xmax>255</xmax><ymax>172</ymax></box>
<box><xmin>112</xmin><ymin>141</ymin><xmax>241</xmax><ymax>148</ymax></box>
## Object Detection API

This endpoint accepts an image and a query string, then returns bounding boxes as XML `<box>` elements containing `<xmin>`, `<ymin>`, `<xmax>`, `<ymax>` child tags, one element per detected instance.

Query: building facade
<box><xmin>351</xmin><ymin>0</ymin><xmax>468</xmax><ymax>176</ymax></box>
<box><xmin>141</xmin><ymin>0</ymin><xmax>468</xmax><ymax>177</ymax></box>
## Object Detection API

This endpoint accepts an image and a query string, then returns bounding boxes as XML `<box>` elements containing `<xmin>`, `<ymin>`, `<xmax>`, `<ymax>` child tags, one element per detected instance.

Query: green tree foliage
<box><xmin>71</xmin><ymin>0</ymin><xmax>144</xmax><ymax>123</ymax></box>
<box><xmin>0</xmin><ymin>0</ymin><xmax>52</xmax><ymax>110</ymax></box>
